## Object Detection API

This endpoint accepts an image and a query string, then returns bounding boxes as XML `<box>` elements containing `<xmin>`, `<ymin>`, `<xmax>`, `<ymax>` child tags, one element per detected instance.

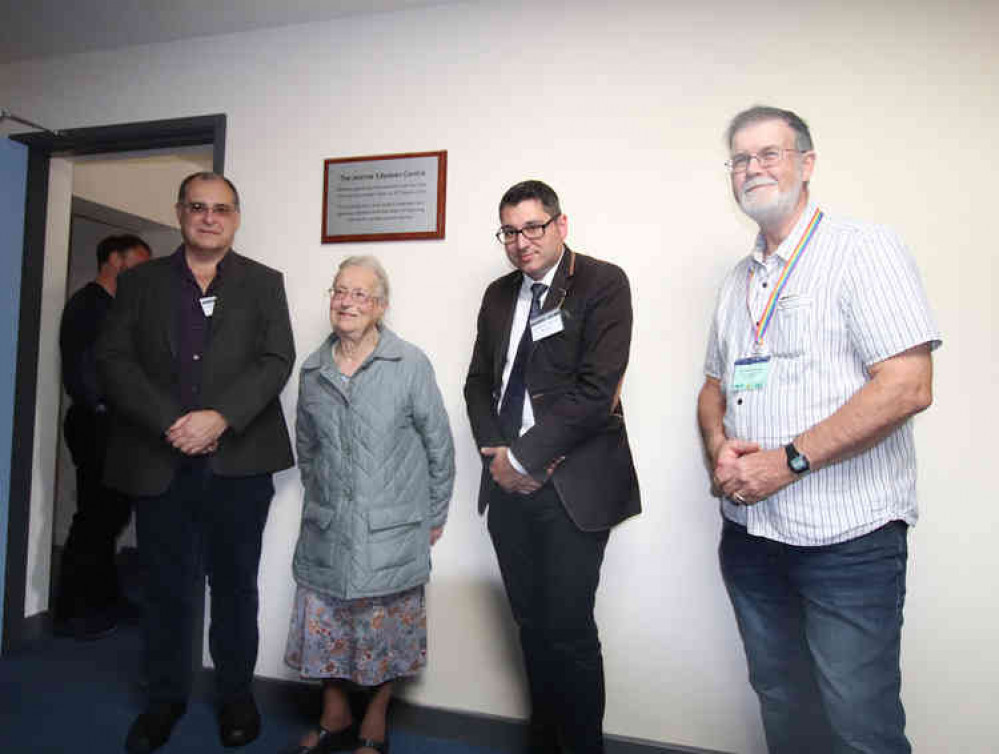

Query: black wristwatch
<box><xmin>784</xmin><ymin>442</ymin><xmax>810</xmax><ymax>474</ymax></box>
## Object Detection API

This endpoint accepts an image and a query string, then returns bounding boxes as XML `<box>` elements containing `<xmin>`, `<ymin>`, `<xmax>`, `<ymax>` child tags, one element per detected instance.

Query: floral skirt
<box><xmin>283</xmin><ymin>584</ymin><xmax>426</xmax><ymax>686</ymax></box>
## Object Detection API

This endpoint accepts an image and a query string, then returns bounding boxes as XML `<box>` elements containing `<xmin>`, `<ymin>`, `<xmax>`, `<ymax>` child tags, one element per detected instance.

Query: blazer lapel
<box><xmin>541</xmin><ymin>246</ymin><xmax>573</xmax><ymax>315</ymax></box>
<box><xmin>492</xmin><ymin>273</ymin><xmax>521</xmax><ymax>389</ymax></box>
<box><xmin>150</xmin><ymin>256</ymin><xmax>179</xmax><ymax>358</ymax></box>
<box><xmin>206</xmin><ymin>250</ymin><xmax>245</xmax><ymax>343</ymax></box>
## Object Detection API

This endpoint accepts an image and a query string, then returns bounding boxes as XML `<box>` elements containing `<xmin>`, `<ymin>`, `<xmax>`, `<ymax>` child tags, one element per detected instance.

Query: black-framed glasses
<box><xmin>327</xmin><ymin>287</ymin><xmax>379</xmax><ymax>306</ymax></box>
<box><xmin>179</xmin><ymin>201</ymin><xmax>239</xmax><ymax>217</ymax></box>
<box><xmin>725</xmin><ymin>147</ymin><xmax>806</xmax><ymax>174</ymax></box>
<box><xmin>495</xmin><ymin>214</ymin><xmax>561</xmax><ymax>244</ymax></box>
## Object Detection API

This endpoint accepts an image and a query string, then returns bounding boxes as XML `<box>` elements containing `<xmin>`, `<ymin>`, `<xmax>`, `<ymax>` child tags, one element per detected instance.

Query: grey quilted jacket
<box><xmin>291</xmin><ymin>327</ymin><xmax>455</xmax><ymax>599</ymax></box>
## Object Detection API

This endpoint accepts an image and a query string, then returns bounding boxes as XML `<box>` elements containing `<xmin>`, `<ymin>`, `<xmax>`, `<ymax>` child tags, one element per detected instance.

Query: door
<box><xmin>0</xmin><ymin>138</ymin><xmax>28</xmax><ymax>649</ymax></box>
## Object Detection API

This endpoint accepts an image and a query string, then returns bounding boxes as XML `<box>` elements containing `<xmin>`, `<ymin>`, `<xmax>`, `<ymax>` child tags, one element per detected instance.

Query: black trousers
<box><xmin>55</xmin><ymin>405</ymin><xmax>133</xmax><ymax>621</ymax></box>
<box><xmin>488</xmin><ymin>484</ymin><xmax>610</xmax><ymax>754</ymax></box>
<box><xmin>134</xmin><ymin>459</ymin><xmax>273</xmax><ymax>705</ymax></box>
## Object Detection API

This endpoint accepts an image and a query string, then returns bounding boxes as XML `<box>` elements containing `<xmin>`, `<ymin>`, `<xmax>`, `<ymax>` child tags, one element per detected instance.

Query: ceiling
<box><xmin>0</xmin><ymin>0</ymin><xmax>452</xmax><ymax>64</ymax></box>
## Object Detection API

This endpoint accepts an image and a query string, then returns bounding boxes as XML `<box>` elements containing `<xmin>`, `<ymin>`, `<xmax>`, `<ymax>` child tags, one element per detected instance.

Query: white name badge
<box><xmin>199</xmin><ymin>296</ymin><xmax>217</xmax><ymax>317</ymax></box>
<box><xmin>731</xmin><ymin>355</ymin><xmax>771</xmax><ymax>391</ymax></box>
<box><xmin>530</xmin><ymin>309</ymin><xmax>564</xmax><ymax>341</ymax></box>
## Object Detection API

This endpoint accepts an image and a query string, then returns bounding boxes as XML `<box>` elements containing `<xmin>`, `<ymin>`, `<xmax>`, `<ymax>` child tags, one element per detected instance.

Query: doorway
<box><xmin>3</xmin><ymin>114</ymin><xmax>226</xmax><ymax>653</ymax></box>
<box><xmin>50</xmin><ymin>147</ymin><xmax>213</xmax><ymax>634</ymax></box>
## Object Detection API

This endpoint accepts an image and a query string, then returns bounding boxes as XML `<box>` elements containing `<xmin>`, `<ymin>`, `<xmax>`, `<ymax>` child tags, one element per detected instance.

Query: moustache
<box><xmin>740</xmin><ymin>177</ymin><xmax>778</xmax><ymax>198</ymax></box>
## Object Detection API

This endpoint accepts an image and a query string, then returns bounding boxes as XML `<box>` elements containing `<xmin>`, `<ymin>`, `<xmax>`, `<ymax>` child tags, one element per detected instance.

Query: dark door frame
<box><xmin>3</xmin><ymin>114</ymin><xmax>226</xmax><ymax>653</ymax></box>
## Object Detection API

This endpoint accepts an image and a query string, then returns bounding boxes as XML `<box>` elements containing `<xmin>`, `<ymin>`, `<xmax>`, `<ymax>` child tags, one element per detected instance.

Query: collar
<box><xmin>171</xmin><ymin>245</ymin><xmax>235</xmax><ymax>280</ymax></box>
<box><xmin>518</xmin><ymin>248</ymin><xmax>564</xmax><ymax>294</ymax></box>
<box><xmin>751</xmin><ymin>199</ymin><xmax>820</xmax><ymax>266</ymax></box>
<box><xmin>302</xmin><ymin>325</ymin><xmax>404</xmax><ymax>371</ymax></box>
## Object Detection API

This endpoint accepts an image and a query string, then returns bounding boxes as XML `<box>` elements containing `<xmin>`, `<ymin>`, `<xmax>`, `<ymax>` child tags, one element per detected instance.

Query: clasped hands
<box><xmin>712</xmin><ymin>438</ymin><xmax>796</xmax><ymax>506</ymax></box>
<box><xmin>480</xmin><ymin>446</ymin><xmax>563</xmax><ymax>495</ymax></box>
<box><xmin>166</xmin><ymin>409</ymin><xmax>228</xmax><ymax>456</ymax></box>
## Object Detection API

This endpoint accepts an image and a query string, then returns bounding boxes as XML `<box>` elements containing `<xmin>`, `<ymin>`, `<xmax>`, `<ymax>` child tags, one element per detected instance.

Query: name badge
<box><xmin>530</xmin><ymin>309</ymin><xmax>564</xmax><ymax>341</ymax></box>
<box><xmin>199</xmin><ymin>296</ymin><xmax>217</xmax><ymax>317</ymax></box>
<box><xmin>731</xmin><ymin>355</ymin><xmax>771</xmax><ymax>392</ymax></box>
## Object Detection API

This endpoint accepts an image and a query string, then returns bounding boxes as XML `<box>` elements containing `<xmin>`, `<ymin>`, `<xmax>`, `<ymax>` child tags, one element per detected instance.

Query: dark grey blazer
<box><xmin>464</xmin><ymin>248</ymin><xmax>641</xmax><ymax>531</ymax></box>
<box><xmin>96</xmin><ymin>250</ymin><xmax>295</xmax><ymax>497</ymax></box>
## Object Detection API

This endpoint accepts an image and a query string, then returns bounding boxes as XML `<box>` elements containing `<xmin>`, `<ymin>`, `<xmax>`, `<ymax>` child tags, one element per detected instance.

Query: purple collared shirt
<box><xmin>171</xmin><ymin>247</ymin><xmax>231</xmax><ymax>411</ymax></box>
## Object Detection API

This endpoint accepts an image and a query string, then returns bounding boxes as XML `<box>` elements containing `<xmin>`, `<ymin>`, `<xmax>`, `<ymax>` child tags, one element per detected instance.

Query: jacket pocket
<box><xmin>297</xmin><ymin>501</ymin><xmax>336</xmax><ymax>569</ymax></box>
<box><xmin>367</xmin><ymin>506</ymin><xmax>423</xmax><ymax>571</ymax></box>
<box><xmin>302</xmin><ymin>501</ymin><xmax>334</xmax><ymax>530</ymax></box>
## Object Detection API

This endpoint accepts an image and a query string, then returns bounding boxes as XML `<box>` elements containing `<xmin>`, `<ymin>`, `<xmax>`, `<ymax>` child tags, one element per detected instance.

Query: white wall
<box><xmin>2</xmin><ymin>1</ymin><xmax>995</xmax><ymax>751</ymax></box>
<box><xmin>72</xmin><ymin>150</ymin><xmax>213</xmax><ymax>229</ymax></box>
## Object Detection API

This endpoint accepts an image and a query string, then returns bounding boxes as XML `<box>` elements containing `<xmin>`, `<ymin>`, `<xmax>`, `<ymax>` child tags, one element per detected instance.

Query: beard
<box><xmin>738</xmin><ymin>175</ymin><xmax>803</xmax><ymax>228</ymax></box>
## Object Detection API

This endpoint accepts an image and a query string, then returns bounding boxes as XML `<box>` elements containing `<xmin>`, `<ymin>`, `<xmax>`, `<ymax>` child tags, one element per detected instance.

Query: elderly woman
<box><xmin>282</xmin><ymin>255</ymin><xmax>454</xmax><ymax>754</ymax></box>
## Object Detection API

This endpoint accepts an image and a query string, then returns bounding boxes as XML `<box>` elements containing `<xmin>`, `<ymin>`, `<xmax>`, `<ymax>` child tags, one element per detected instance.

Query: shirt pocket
<box><xmin>367</xmin><ymin>505</ymin><xmax>423</xmax><ymax>571</ymax></box>
<box><xmin>768</xmin><ymin>295</ymin><xmax>812</xmax><ymax>358</ymax></box>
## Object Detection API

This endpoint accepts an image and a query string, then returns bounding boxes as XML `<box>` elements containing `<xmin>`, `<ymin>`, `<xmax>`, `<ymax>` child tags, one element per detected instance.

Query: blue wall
<box><xmin>0</xmin><ymin>138</ymin><xmax>28</xmax><ymax>647</ymax></box>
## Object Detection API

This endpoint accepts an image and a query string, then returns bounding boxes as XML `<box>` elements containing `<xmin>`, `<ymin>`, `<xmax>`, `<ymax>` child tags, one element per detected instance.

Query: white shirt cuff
<box><xmin>507</xmin><ymin>449</ymin><xmax>528</xmax><ymax>475</ymax></box>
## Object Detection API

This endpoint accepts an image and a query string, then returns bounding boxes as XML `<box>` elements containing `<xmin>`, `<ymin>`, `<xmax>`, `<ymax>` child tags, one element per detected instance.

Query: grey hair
<box><xmin>336</xmin><ymin>255</ymin><xmax>390</xmax><ymax>304</ymax></box>
<box><xmin>726</xmin><ymin>105</ymin><xmax>814</xmax><ymax>152</ymax></box>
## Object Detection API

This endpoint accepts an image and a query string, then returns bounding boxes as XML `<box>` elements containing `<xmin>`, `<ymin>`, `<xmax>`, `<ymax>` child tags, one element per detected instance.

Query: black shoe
<box><xmin>74</xmin><ymin>610</ymin><xmax>118</xmax><ymax>641</ymax></box>
<box><xmin>219</xmin><ymin>695</ymin><xmax>261</xmax><ymax>748</ymax></box>
<box><xmin>125</xmin><ymin>702</ymin><xmax>186</xmax><ymax>754</ymax></box>
<box><xmin>52</xmin><ymin>614</ymin><xmax>75</xmax><ymax>638</ymax></box>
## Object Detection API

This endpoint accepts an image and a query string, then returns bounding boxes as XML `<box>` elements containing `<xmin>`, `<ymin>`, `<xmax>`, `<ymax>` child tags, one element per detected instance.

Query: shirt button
<box><xmin>193</xmin><ymin>354</ymin><xmax>201</xmax><ymax>361</ymax></box>
<box><xmin>737</xmin><ymin>398</ymin><xmax>743</xmax><ymax>406</ymax></box>
<box><xmin>761</xmin><ymin>282</ymin><xmax>768</xmax><ymax>288</ymax></box>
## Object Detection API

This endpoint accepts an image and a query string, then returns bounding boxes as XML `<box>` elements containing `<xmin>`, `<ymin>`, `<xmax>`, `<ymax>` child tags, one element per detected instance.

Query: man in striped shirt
<box><xmin>698</xmin><ymin>105</ymin><xmax>940</xmax><ymax>754</ymax></box>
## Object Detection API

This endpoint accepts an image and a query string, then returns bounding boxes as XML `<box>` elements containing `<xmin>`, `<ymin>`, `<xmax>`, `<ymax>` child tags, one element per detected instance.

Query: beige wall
<box><xmin>2</xmin><ymin>0</ymin><xmax>995</xmax><ymax>751</ymax></box>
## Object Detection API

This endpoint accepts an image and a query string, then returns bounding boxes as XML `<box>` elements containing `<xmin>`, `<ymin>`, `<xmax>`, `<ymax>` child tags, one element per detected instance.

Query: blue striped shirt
<box><xmin>704</xmin><ymin>201</ymin><xmax>941</xmax><ymax>545</ymax></box>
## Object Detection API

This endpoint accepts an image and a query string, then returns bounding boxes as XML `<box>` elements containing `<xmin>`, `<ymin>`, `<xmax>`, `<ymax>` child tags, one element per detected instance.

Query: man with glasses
<box><xmin>697</xmin><ymin>106</ymin><xmax>940</xmax><ymax>753</ymax></box>
<box><xmin>465</xmin><ymin>180</ymin><xmax>640</xmax><ymax>753</ymax></box>
<box><xmin>98</xmin><ymin>172</ymin><xmax>295</xmax><ymax>753</ymax></box>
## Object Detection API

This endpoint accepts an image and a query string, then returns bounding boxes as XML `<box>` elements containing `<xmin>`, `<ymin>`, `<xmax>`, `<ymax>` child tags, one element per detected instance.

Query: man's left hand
<box><xmin>481</xmin><ymin>446</ymin><xmax>542</xmax><ymax>495</ymax></box>
<box><xmin>166</xmin><ymin>410</ymin><xmax>228</xmax><ymax>455</ymax></box>
<box><xmin>716</xmin><ymin>447</ymin><xmax>796</xmax><ymax>505</ymax></box>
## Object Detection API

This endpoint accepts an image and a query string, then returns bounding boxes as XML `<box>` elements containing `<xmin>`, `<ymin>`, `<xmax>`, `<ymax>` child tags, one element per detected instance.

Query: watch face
<box><xmin>791</xmin><ymin>455</ymin><xmax>808</xmax><ymax>472</ymax></box>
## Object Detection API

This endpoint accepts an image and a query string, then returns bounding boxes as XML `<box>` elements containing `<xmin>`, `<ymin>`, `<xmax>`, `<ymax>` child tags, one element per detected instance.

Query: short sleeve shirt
<box><xmin>704</xmin><ymin>201</ymin><xmax>941</xmax><ymax>545</ymax></box>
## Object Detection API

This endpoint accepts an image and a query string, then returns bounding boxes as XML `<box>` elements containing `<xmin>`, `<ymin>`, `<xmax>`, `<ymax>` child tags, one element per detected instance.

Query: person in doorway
<box><xmin>97</xmin><ymin>172</ymin><xmax>296</xmax><ymax>754</ymax></box>
<box><xmin>54</xmin><ymin>233</ymin><xmax>150</xmax><ymax>641</ymax></box>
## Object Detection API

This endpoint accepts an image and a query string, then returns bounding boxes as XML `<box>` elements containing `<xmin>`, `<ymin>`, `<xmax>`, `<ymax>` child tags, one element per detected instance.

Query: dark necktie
<box><xmin>499</xmin><ymin>282</ymin><xmax>547</xmax><ymax>443</ymax></box>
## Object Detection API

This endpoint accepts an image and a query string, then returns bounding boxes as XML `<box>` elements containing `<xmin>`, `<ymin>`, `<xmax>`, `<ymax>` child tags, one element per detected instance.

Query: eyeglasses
<box><xmin>495</xmin><ymin>214</ymin><xmax>561</xmax><ymax>244</ymax></box>
<box><xmin>179</xmin><ymin>201</ymin><xmax>239</xmax><ymax>217</ymax></box>
<box><xmin>725</xmin><ymin>147</ymin><xmax>806</xmax><ymax>174</ymax></box>
<box><xmin>327</xmin><ymin>287</ymin><xmax>379</xmax><ymax>306</ymax></box>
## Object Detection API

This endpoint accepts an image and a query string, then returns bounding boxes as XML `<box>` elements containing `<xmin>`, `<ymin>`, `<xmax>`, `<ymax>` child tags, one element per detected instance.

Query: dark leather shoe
<box><xmin>219</xmin><ymin>695</ymin><xmax>261</xmax><ymax>748</ymax></box>
<box><xmin>125</xmin><ymin>702</ymin><xmax>187</xmax><ymax>754</ymax></box>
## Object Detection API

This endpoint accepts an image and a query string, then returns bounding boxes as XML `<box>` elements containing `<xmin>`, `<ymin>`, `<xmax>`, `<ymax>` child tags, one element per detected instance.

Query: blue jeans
<box><xmin>720</xmin><ymin>519</ymin><xmax>910</xmax><ymax>754</ymax></box>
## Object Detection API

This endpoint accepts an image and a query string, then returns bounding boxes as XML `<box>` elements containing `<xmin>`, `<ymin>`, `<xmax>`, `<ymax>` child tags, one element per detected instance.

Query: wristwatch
<box><xmin>784</xmin><ymin>442</ymin><xmax>810</xmax><ymax>474</ymax></box>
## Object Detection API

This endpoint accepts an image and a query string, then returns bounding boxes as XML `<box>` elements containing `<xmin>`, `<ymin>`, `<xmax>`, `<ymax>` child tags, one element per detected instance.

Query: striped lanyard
<box><xmin>746</xmin><ymin>207</ymin><xmax>824</xmax><ymax>350</ymax></box>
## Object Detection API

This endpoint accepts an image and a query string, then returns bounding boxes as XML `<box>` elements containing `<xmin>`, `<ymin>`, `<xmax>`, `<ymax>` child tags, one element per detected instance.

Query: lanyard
<box><xmin>746</xmin><ymin>207</ymin><xmax>823</xmax><ymax>349</ymax></box>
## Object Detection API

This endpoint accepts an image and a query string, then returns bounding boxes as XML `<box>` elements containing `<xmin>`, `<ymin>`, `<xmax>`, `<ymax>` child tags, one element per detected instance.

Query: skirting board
<box><xmin>253</xmin><ymin>673</ymin><xmax>733</xmax><ymax>754</ymax></box>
